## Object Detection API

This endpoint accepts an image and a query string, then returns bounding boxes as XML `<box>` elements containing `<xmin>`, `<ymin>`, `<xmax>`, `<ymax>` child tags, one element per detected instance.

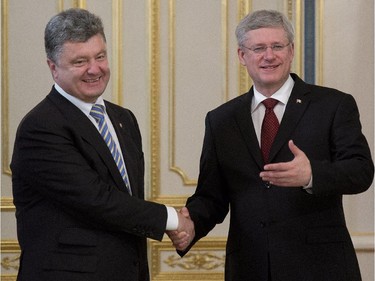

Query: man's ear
<box><xmin>47</xmin><ymin>59</ymin><xmax>57</xmax><ymax>79</ymax></box>
<box><xmin>237</xmin><ymin>48</ymin><xmax>246</xmax><ymax>66</ymax></box>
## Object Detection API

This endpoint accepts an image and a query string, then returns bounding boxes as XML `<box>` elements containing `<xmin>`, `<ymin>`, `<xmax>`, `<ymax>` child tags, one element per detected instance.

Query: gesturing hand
<box><xmin>166</xmin><ymin>207</ymin><xmax>195</xmax><ymax>251</ymax></box>
<box><xmin>259</xmin><ymin>140</ymin><xmax>312</xmax><ymax>187</ymax></box>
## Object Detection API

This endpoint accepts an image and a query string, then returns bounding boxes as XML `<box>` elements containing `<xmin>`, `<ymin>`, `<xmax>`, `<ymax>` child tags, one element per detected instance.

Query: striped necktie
<box><xmin>90</xmin><ymin>104</ymin><xmax>132</xmax><ymax>195</ymax></box>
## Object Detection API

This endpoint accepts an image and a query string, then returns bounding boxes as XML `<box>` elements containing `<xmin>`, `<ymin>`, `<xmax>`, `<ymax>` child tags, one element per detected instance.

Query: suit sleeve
<box><xmin>310</xmin><ymin>94</ymin><xmax>374</xmax><ymax>195</ymax></box>
<box><xmin>182</xmin><ymin>112</ymin><xmax>230</xmax><ymax>250</ymax></box>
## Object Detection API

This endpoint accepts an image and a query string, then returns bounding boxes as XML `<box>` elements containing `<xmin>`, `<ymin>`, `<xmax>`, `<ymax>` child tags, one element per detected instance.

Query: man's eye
<box><xmin>272</xmin><ymin>45</ymin><xmax>284</xmax><ymax>51</ymax></box>
<box><xmin>74</xmin><ymin>60</ymin><xmax>87</xmax><ymax>66</ymax></box>
<box><xmin>253</xmin><ymin>47</ymin><xmax>266</xmax><ymax>53</ymax></box>
<box><xmin>97</xmin><ymin>54</ymin><xmax>106</xmax><ymax>61</ymax></box>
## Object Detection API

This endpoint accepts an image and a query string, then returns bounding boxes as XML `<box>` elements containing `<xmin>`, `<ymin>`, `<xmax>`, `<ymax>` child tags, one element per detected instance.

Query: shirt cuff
<box><xmin>165</xmin><ymin>206</ymin><xmax>179</xmax><ymax>231</ymax></box>
<box><xmin>303</xmin><ymin>176</ymin><xmax>313</xmax><ymax>194</ymax></box>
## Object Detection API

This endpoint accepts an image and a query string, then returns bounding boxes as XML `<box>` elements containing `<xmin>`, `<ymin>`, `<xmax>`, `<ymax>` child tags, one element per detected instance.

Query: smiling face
<box><xmin>47</xmin><ymin>34</ymin><xmax>110</xmax><ymax>103</ymax></box>
<box><xmin>238</xmin><ymin>27</ymin><xmax>294</xmax><ymax>97</ymax></box>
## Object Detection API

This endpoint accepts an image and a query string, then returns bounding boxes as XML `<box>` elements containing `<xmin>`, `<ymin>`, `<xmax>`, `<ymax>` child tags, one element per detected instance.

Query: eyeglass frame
<box><xmin>241</xmin><ymin>42</ymin><xmax>291</xmax><ymax>54</ymax></box>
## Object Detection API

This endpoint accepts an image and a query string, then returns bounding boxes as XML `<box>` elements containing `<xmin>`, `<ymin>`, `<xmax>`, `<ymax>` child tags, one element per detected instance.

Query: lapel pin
<box><xmin>119</xmin><ymin>123</ymin><xmax>123</xmax><ymax>128</ymax></box>
<box><xmin>296</xmin><ymin>99</ymin><xmax>302</xmax><ymax>104</ymax></box>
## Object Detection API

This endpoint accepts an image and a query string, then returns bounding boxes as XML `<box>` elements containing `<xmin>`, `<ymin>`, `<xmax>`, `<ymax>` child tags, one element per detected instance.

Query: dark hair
<box><xmin>44</xmin><ymin>8</ymin><xmax>106</xmax><ymax>63</ymax></box>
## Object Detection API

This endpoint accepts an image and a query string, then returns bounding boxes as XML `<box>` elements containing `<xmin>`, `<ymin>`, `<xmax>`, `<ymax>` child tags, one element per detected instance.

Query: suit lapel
<box><xmin>233</xmin><ymin>74</ymin><xmax>312</xmax><ymax>166</ymax></box>
<box><xmin>105</xmin><ymin>104</ymin><xmax>139</xmax><ymax>197</ymax></box>
<box><xmin>48</xmin><ymin>89</ymin><xmax>130</xmax><ymax>193</ymax></box>
<box><xmin>234</xmin><ymin>90</ymin><xmax>264</xmax><ymax>169</ymax></box>
<box><xmin>269</xmin><ymin>75</ymin><xmax>311</xmax><ymax>162</ymax></box>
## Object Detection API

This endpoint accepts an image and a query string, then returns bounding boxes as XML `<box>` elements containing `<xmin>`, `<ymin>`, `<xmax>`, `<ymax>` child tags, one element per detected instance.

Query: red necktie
<box><xmin>261</xmin><ymin>98</ymin><xmax>279</xmax><ymax>163</ymax></box>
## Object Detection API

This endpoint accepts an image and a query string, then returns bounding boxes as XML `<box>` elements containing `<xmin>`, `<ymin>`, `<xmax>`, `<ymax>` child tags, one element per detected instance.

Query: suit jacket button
<box><xmin>264</xmin><ymin>182</ymin><xmax>271</xmax><ymax>189</ymax></box>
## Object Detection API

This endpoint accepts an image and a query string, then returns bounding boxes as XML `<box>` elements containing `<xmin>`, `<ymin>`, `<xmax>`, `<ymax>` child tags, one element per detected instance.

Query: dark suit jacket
<box><xmin>182</xmin><ymin>74</ymin><xmax>374</xmax><ymax>281</ymax></box>
<box><xmin>11</xmin><ymin>87</ymin><xmax>167</xmax><ymax>281</ymax></box>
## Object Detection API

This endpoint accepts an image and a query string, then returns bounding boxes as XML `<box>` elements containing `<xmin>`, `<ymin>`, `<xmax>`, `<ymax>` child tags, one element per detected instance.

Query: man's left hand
<box><xmin>259</xmin><ymin>140</ymin><xmax>312</xmax><ymax>187</ymax></box>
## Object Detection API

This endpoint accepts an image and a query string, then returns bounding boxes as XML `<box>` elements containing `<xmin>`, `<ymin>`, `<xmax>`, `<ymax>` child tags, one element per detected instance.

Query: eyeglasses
<box><xmin>242</xmin><ymin>43</ymin><xmax>291</xmax><ymax>54</ymax></box>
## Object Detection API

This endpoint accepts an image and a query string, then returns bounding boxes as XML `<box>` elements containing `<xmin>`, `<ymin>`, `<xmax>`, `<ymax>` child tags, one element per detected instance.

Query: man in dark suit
<box><xmin>168</xmin><ymin>9</ymin><xmax>374</xmax><ymax>281</ymax></box>
<box><xmin>11</xmin><ymin>8</ymin><xmax>193</xmax><ymax>281</ymax></box>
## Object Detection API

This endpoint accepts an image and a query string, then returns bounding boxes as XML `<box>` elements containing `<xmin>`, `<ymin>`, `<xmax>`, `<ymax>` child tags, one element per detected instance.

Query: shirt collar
<box><xmin>252</xmin><ymin>75</ymin><xmax>294</xmax><ymax>113</ymax></box>
<box><xmin>54</xmin><ymin>83</ymin><xmax>106</xmax><ymax>116</ymax></box>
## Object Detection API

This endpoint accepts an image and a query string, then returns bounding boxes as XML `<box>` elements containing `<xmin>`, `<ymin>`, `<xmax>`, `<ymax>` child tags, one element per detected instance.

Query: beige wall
<box><xmin>1</xmin><ymin>0</ymin><xmax>373</xmax><ymax>280</ymax></box>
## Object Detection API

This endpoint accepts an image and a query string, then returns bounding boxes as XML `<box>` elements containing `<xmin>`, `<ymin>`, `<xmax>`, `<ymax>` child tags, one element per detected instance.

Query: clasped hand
<box><xmin>166</xmin><ymin>207</ymin><xmax>195</xmax><ymax>251</ymax></box>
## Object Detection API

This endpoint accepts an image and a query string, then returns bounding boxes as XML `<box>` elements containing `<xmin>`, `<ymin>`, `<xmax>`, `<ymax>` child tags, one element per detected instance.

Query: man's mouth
<box><xmin>83</xmin><ymin>77</ymin><xmax>101</xmax><ymax>83</ymax></box>
<box><xmin>260</xmin><ymin>65</ymin><xmax>278</xmax><ymax>70</ymax></box>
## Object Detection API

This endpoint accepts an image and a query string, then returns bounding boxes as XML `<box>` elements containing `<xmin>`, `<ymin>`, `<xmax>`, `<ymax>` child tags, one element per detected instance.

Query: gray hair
<box><xmin>44</xmin><ymin>8</ymin><xmax>106</xmax><ymax>63</ymax></box>
<box><xmin>235</xmin><ymin>10</ymin><xmax>294</xmax><ymax>47</ymax></box>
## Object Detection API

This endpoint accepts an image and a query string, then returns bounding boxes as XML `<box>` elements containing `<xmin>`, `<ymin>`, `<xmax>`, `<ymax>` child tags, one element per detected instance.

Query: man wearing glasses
<box><xmin>168</xmin><ymin>9</ymin><xmax>374</xmax><ymax>281</ymax></box>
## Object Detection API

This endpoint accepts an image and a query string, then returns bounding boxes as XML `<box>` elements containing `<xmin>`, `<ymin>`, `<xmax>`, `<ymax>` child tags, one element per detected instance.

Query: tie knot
<box><xmin>90</xmin><ymin>104</ymin><xmax>105</xmax><ymax>122</ymax></box>
<box><xmin>262</xmin><ymin>98</ymin><xmax>279</xmax><ymax>109</ymax></box>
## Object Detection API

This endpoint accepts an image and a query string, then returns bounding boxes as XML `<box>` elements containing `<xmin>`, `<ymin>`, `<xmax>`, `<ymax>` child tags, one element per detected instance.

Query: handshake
<box><xmin>166</xmin><ymin>207</ymin><xmax>195</xmax><ymax>251</ymax></box>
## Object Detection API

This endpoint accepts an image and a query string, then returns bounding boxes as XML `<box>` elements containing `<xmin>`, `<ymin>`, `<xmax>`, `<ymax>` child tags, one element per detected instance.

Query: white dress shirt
<box><xmin>251</xmin><ymin>75</ymin><xmax>294</xmax><ymax>145</ymax></box>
